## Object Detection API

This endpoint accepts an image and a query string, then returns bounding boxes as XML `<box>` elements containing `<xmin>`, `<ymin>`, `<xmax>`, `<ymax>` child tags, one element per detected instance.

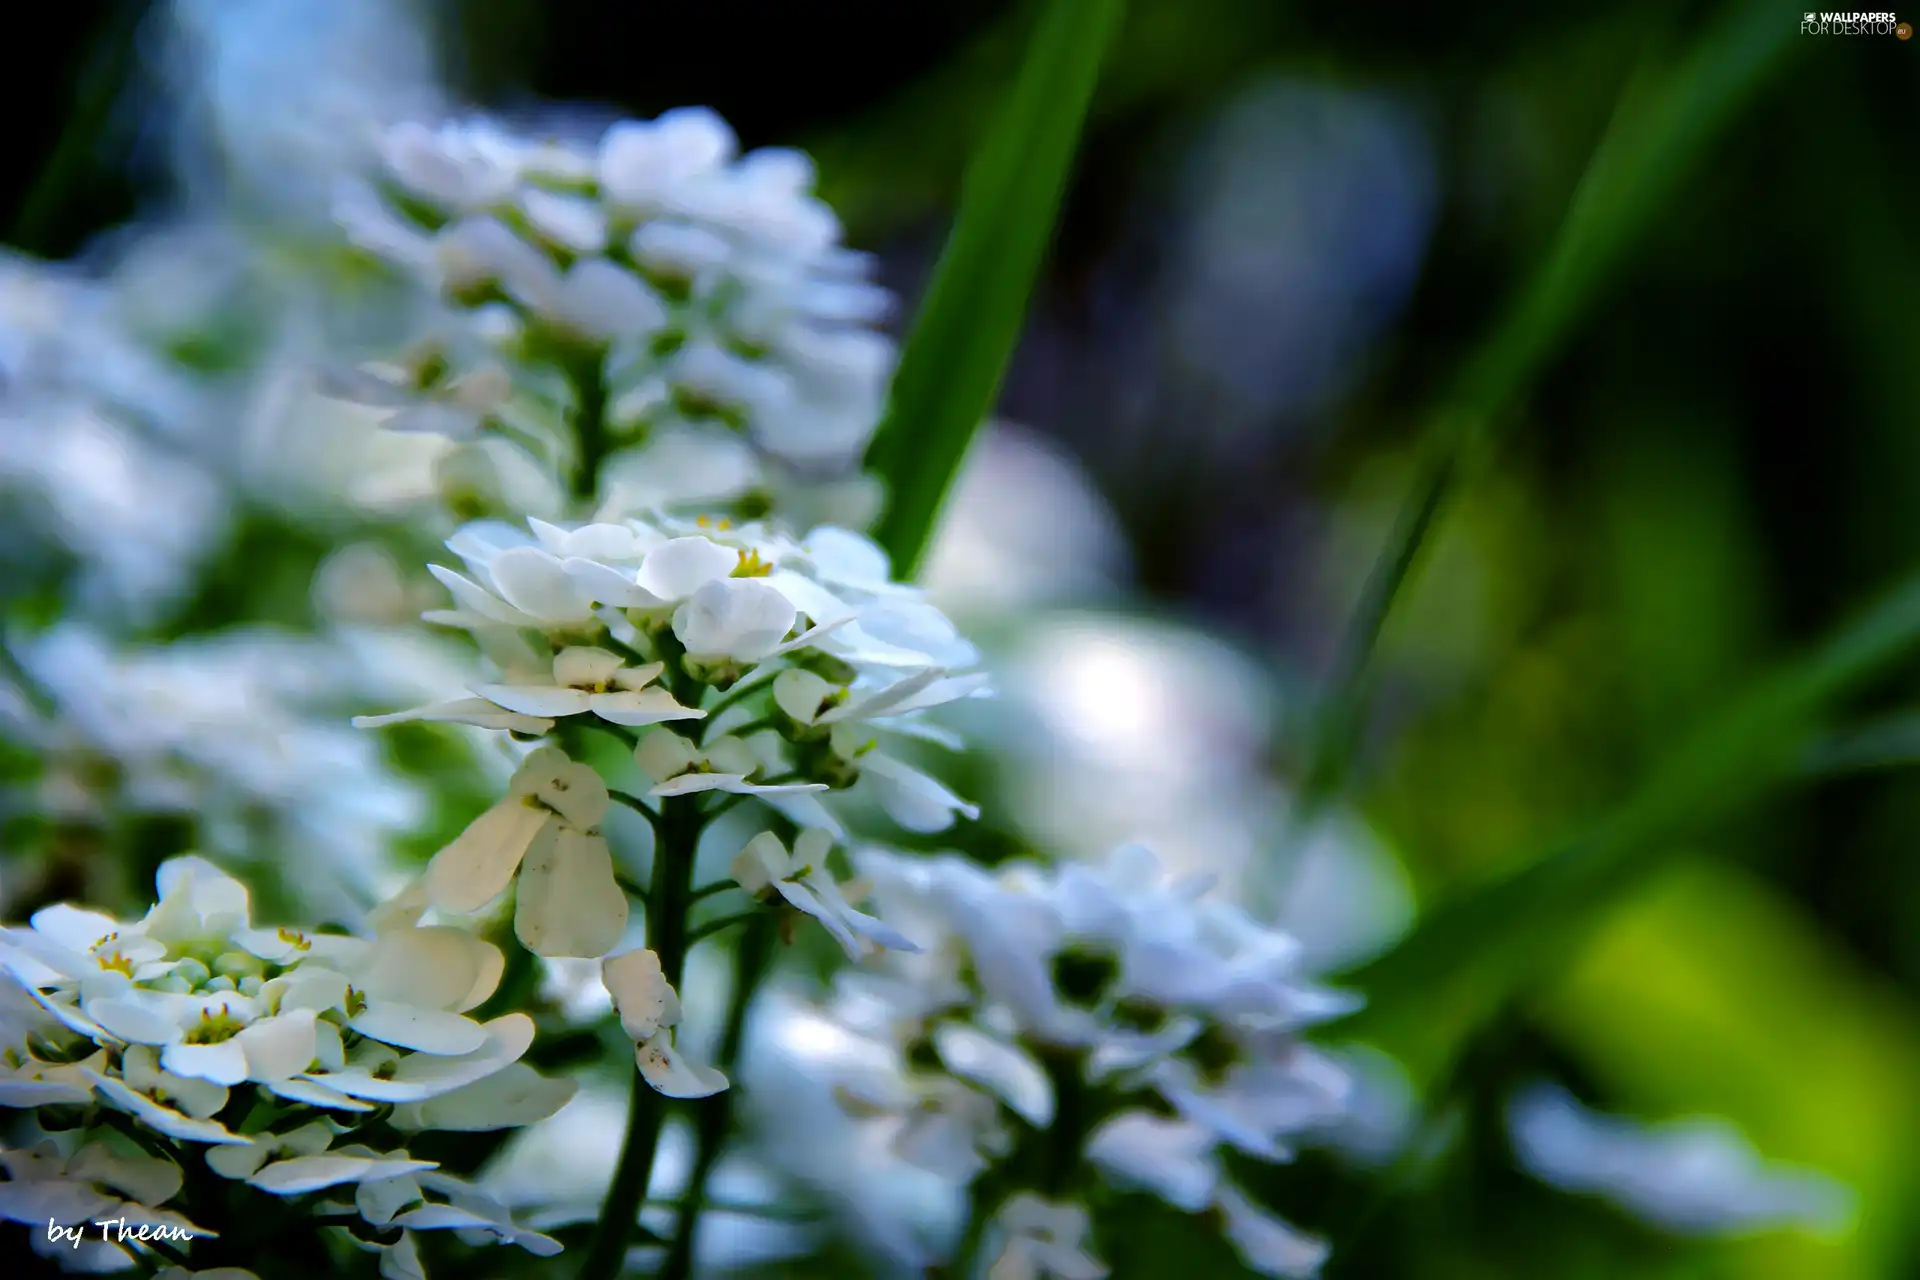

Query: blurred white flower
<box><xmin>1506</xmin><ymin>1083</ymin><xmax>1856</xmax><ymax>1236</ymax></box>
<box><xmin>340</xmin><ymin>104</ymin><xmax>896</xmax><ymax>490</ymax></box>
<box><xmin>921</xmin><ymin>423</ymin><xmax>1128</xmax><ymax>616</ymax></box>
<box><xmin>732</xmin><ymin>829</ymin><xmax>919</xmax><ymax>960</ymax></box>
<box><xmin>977</xmin><ymin>611</ymin><xmax>1412</xmax><ymax>967</ymax></box>
<box><xmin>7</xmin><ymin>624</ymin><xmax>427</xmax><ymax>912</ymax></box>
<box><xmin>987</xmin><ymin>1194</ymin><xmax>1107</xmax><ymax>1280</ymax></box>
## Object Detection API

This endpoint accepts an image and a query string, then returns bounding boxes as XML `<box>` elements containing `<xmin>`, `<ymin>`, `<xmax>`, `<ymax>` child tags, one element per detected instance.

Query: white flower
<box><xmin>772</xmin><ymin>666</ymin><xmax>989</xmax><ymax>730</ymax></box>
<box><xmin>1085</xmin><ymin>1111</ymin><xmax>1220</xmax><ymax>1212</ymax></box>
<box><xmin>390</xmin><ymin>1061</ymin><xmax>579</xmax><ymax>1132</ymax></box>
<box><xmin>0</xmin><ymin>1139</ymin><xmax>187</xmax><ymax>1230</ymax></box>
<box><xmin>379</xmin><ymin>119</ymin><xmax>523</xmax><ymax>210</ymax></box>
<box><xmin>351</xmin><ymin>104</ymin><xmax>897</xmax><ymax>474</ymax></box>
<box><xmin>206</xmin><ymin>1121</ymin><xmax>438</xmax><ymax>1196</ymax></box>
<box><xmin>2</xmin><ymin>1140</ymin><xmax>211</xmax><ymax>1272</ymax></box>
<box><xmin>602</xmin><ymin>948</ymin><xmax>728</xmax><ymax>1098</ymax></box>
<box><xmin>930</xmin><ymin>1022</ymin><xmax>1052</xmax><ymax>1128</ymax></box>
<box><xmin>1212</xmin><ymin>1183</ymin><xmax>1330</xmax><ymax>1279</ymax></box>
<box><xmin>880</xmin><ymin>1076</ymin><xmax>1009</xmax><ymax>1182</ymax></box>
<box><xmin>319</xmin><ymin>340</ymin><xmax>511</xmax><ymax>439</ymax></box>
<box><xmin>635</xmin><ymin>728</ymin><xmax>825</xmax><ymax>799</ymax></box>
<box><xmin>1506</xmin><ymin>1083</ymin><xmax>1856</xmax><ymax>1236</ymax></box>
<box><xmin>469</xmin><ymin>645</ymin><xmax>702</xmax><ymax>727</ymax></box>
<box><xmin>731</xmin><ymin>829</ymin><xmax>919</xmax><ymax>959</ymax></box>
<box><xmin>1148</xmin><ymin>1039</ymin><xmax>1350</xmax><ymax>1162</ymax></box>
<box><xmin>598</xmin><ymin>107</ymin><xmax>736</xmax><ymax>212</ymax></box>
<box><xmin>301</xmin><ymin>899</ymin><xmax>506</xmax><ymax>1057</ymax></box>
<box><xmin>299</xmin><ymin>1012</ymin><xmax>538</xmax><ymax>1106</ymax></box>
<box><xmin>421</xmin><ymin>746</ymin><xmax>628</xmax><ymax>958</ymax></box>
<box><xmin>673</xmin><ymin>576</ymin><xmax>840</xmax><ymax>664</ymax></box>
<box><xmin>827</xmin><ymin>723</ymin><xmax>981</xmax><ymax>833</ymax></box>
<box><xmin>986</xmin><ymin>1194</ymin><xmax>1108</xmax><ymax>1280</ymax></box>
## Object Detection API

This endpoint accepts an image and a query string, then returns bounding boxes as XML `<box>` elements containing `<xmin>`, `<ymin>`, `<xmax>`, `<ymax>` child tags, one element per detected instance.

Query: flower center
<box><xmin>183</xmin><ymin>1008</ymin><xmax>247</xmax><ymax>1045</ymax></box>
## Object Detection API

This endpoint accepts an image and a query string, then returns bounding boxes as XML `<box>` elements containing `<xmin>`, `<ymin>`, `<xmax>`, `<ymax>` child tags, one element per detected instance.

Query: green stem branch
<box><xmin>566</xmin><ymin>352</ymin><xmax>609</xmax><ymax>503</ymax></box>
<box><xmin>576</xmin><ymin>791</ymin><xmax>700</xmax><ymax>1280</ymax></box>
<box><xmin>658</xmin><ymin>914</ymin><xmax>777</xmax><ymax>1280</ymax></box>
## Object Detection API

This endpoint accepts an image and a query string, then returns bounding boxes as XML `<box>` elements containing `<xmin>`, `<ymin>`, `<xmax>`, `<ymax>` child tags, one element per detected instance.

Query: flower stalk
<box><xmin>576</xmin><ymin>787</ymin><xmax>701</xmax><ymax>1280</ymax></box>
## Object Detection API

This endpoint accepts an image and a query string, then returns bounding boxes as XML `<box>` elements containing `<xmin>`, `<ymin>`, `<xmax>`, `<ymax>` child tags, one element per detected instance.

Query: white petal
<box><xmin>310</xmin><ymin>1014</ymin><xmax>536</xmax><ymax>1103</ymax></box>
<box><xmin>650</xmin><ymin>773</ymin><xmax>825</xmax><ymax>798</ymax></box>
<box><xmin>237</xmin><ymin>1009</ymin><xmax>318</xmax><ymax>1081</ymax></box>
<box><xmin>551</xmin><ymin>646</ymin><xmax>627</xmax><ymax>687</ymax></box>
<box><xmin>88</xmin><ymin>994</ymin><xmax>184</xmax><ymax>1046</ymax></box>
<box><xmin>602</xmin><ymin>948</ymin><xmax>679</xmax><ymax>1041</ymax></box>
<box><xmin>27</xmin><ymin>904</ymin><xmax>120</xmax><ymax>954</ymax></box>
<box><xmin>263</xmin><ymin>1076</ymin><xmax>376</xmax><ymax>1112</ymax></box>
<box><xmin>564</xmin><ymin>556</ymin><xmax>667</xmax><ymax>609</ymax></box>
<box><xmin>425</xmin><ymin>802</ymin><xmax>553</xmax><ymax>914</ymax></box>
<box><xmin>552</xmin><ymin>259</ymin><xmax>668</xmax><ymax>341</ymax></box>
<box><xmin>672</xmin><ymin>577</ymin><xmax>796</xmax><ymax>659</ymax></box>
<box><xmin>757</xmin><ymin>789</ymin><xmax>846</xmax><ymax>839</ymax></box>
<box><xmin>526</xmin><ymin>759</ymin><xmax>611</xmax><ymax>829</ymax></box>
<box><xmin>636</xmin><ymin>1034</ymin><xmax>729</xmax><ymax>1098</ymax></box>
<box><xmin>634</xmin><ymin>727</ymin><xmax>701</xmax><ymax>782</ymax></box>
<box><xmin>1214</xmin><ymin>1183</ymin><xmax>1330</xmax><ymax>1278</ymax></box>
<box><xmin>773</xmin><ymin>880</ymin><xmax>860</xmax><ymax>958</ymax></box>
<box><xmin>163</xmin><ymin>1039</ymin><xmax>250</xmax><ymax>1087</ymax></box>
<box><xmin>637</xmin><ymin>537</ymin><xmax>738</xmax><ymax>601</ymax></box>
<box><xmin>514</xmin><ymin>829</ymin><xmax>628</xmax><ymax>959</ymax></box>
<box><xmin>356</xmin><ymin>1172</ymin><xmax>424</xmax><ymax>1226</ymax></box>
<box><xmin>354</xmin><ymin>696</ymin><xmax>556</xmax><ymax>735</ymax></box>
<box><xmin>487</xmin><ymin>547</ymin><xmax>595</xmax><ymax>623</ymax></box>
<box><xmin>590</xmin><ymin>687</ymin><xmax>707</xmax><ymax>727</ymax></box>
<box><xmin>521</xmin><ymin>188</ymin><xmax>607</xmax><ymax>254</ymax></box>
<box><xmin>730</xmin><ymin>832</ymin><xmax>794</xmax><ymax>895</ymax></box>
<box><xmin>87</xmin><ymin>1071</ymin><xmax>251</xmax><ymax>1144</ymax></box>
<box><xmin>934</xmin><ymin>1024</ymin><xmax>1053</xmax><ymax>1128</ymax></box>
<box><xmin>388</xmin><ymin>1062</ymin><xmax>578</xmax><ymax>1132</ymax></box>
<box><xmin>860</xmin><ymin>753</ymin><xmax>980</xmax><ymax>833</ymax></box>
<box><xmin>1086</xmin><ymin>1112</ymin><xmax>1220</xmax><ymax>1212</ymax></box>
<box><xmin>351</xmin><ymin>1003</ymin><xmax>488</xmax><ymax>1056</ymax></box>
<box><xmin>207</xmin><ymin>1143</ymin><xmax>272</xmax><ymax>1180</ymax></box>
<box><xmin>426</xmin><ymin>564</ymin><xmax>537</xmax><ymax>626</ymax></box>
<box><xmin>154</xmin><ymin>855</ymin><xmax>251</xmax><ymax>925</ymax></box>
<box><xmin>250</xmin><ymin>1154</ymin><xmax>439</xmax><ymax>1196</ymax></box>
<box><xmin>802</xmin><ymin>526</ymin><xmax>893</xmax><ymax>588</ymax></box>
<box><xmin>771</xmin><ymin>668</ymin><xmax>835</xmax><ymax>725</ymax></box>
<box><xmin>801</xmin><ymin>870</ymin><xmax>920</xmax><ymax>953</ymax></box>
<box><xmin>470</xmin><ymin>683</ymin><xmax>593</xmax><ymax>718</ymax></box>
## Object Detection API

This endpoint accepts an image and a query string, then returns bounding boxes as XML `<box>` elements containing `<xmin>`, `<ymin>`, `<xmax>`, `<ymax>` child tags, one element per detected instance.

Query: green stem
<box><xmin>567</xmin><ymin>353</ymin><xmax>609</xmax><ymax>504</ymax></box>
<box><xmin>610</xmin><ymin>788</ymin><xmax>663</xmax><ymax>832</ymax></box>
<box><xmin>658</xmin><ymin>914</ymin><xmax>777</xmax><ymax>1280</ymax></box>
<box><xmin>687</xmin><ymin>911</ymin><xmax>759</xmax><ymax>948</ymax></box>
<box><xmin>576</xmin><ymin>790</ymin><xmax>700</xmax><ymax>1280</ymax></box>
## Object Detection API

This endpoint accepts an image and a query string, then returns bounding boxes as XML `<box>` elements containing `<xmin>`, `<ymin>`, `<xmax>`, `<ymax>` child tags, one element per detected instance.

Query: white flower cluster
<box><xmin>1</xmin><ymin>625</ymin><xmax>426</xmax><ymax>913</ymax></box>
<box><xmin>361</xmin><ymin>514</ymin><xmax>987</xmax><ymax>836</ymax></box>
<box><xmin>0</xmin><ymin>857</ymin><xmax>569</xmax><ymax>1275</ymax></box>
<box><xmin>332</xmin><ymin>108</ymin><xmax>895</xmax><ymax>495</ymax></box>
<box><xmin>789</xmin><ymin>844</ymin><xmax>1357</xmax><ymax>1278</ymax></box>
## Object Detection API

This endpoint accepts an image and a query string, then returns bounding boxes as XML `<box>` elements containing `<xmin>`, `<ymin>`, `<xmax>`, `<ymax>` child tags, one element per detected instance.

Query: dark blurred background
<box><xmin>8</xmin><ymin>1</ymin><xmax>1917</xmax><ymax>1276</ymax></box>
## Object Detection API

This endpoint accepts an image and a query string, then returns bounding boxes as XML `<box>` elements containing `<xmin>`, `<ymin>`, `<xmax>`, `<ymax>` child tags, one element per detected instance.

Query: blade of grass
<box><xmin>865</xmin><ymin>0</ymin><xmax>1125</xmax><ymax>578</ymax></box>
<box><xmin>1292</xmin><ymin>0</ymin><xmax>1803</xmax><ymax>823</ymax></box>
<box><xmin>1337</xmin><ymin>565</ymin><xmax>1920</xmax><ymax>1076</ymax></box>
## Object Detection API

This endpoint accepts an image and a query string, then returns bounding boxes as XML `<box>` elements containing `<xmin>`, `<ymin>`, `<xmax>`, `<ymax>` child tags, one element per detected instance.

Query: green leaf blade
<box><xmin>866</xmin><ymin>0</ymin><xmax>1125</xmax><ymax>577</ymax></box>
